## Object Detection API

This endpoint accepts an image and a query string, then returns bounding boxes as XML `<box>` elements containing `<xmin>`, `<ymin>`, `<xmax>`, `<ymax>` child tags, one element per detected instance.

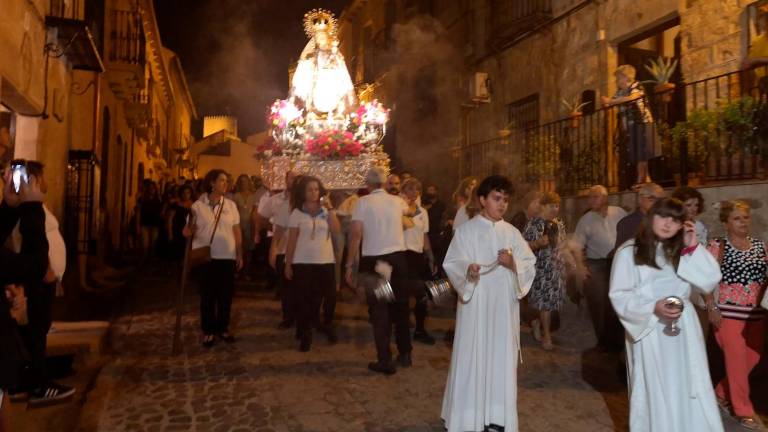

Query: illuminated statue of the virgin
<box><xmin>290</xmin><ymin>9</ymin><xmax>355</xmax><ymax>115</ymax></box>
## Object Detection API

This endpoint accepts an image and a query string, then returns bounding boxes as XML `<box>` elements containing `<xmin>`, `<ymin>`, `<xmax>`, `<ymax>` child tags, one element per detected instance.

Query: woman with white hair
<box><xmin>602</xmin><ymin>64</ymin><xmax>655</xmax><ymax>189</ymax></box>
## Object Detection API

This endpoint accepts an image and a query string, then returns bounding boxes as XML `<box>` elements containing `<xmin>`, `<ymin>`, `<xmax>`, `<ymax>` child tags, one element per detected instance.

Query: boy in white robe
<box><xmin>441</xmin><ymin>175</ymin><xmax>537</xmax><ymax>432</ymax></box>
<box><xmin>610</xmin><ymin>198</ymin><xmax>723</xmax><ymax>432</ymax></box>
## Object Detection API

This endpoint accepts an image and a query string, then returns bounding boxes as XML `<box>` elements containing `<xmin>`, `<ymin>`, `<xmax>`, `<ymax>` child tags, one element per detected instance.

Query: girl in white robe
<box><xmin>441</xmin><ymin>175</ymin><xmax>537</xmax><ymax>432</ymax></box>
<box><xmin>610</xmin><ymin>198</ymin><xmax>723</xmax><ymax>432</ymax></box>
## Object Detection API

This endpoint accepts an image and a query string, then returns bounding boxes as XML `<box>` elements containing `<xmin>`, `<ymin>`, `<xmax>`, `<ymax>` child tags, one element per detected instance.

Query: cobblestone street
<box><xmin>71</xmin><ymin>278</ymin><xmax>765</xmax><ymax>432</ymax></box>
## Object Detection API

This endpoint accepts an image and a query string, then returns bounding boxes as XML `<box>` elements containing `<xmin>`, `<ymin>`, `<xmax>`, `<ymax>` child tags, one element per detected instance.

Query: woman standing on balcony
<box><xmin>704</xmin><ymin>200</ymin><xmax>766</xmax><ymax>430</ymax></box>
<box><xmin>602</xmin><ymin>64</ymin><xmax>655</xmax><ymax>189</ymax></box>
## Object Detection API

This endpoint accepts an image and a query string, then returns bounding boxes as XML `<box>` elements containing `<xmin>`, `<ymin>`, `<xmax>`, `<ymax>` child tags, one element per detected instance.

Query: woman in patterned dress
<box><xmin>523</xmin><ymin>191</ymin><xmax>567</xmax><ymax>350</ymax></box>
<box><xmin>704</xmin><ymin>200</ymin><xmax>767</xmax><ymax>430</ymax></box>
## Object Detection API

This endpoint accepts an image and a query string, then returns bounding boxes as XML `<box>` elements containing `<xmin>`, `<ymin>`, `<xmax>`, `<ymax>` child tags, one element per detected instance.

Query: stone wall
<box><xmin>680</xmin><ymin>0</ymin><xmax>744</xmax><ymax>81</ymax></box>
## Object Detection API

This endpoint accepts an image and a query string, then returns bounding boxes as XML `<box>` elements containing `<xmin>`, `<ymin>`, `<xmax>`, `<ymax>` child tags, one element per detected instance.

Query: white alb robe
<box><xmin>610</xmin><ymin>241</ymin><xmax>724</xmax><ymax>432</ymax></box>
<box><xmin>441</xmin><ymin>216</ymin><xmax>537</xmax><ymax>432</ymax></box>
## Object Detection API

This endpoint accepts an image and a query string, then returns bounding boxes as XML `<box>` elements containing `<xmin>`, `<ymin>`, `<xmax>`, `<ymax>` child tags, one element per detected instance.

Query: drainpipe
<box><xmin>78</xmin><ymin>72</ymin><xmax>101</xmax><ymax>290</ymax></box>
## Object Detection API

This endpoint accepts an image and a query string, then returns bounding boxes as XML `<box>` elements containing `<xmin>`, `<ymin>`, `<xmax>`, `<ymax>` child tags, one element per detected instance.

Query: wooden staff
<box><xmin>172</xmin><ymin>217</ymin><xmax>195</xmax><ymax>355</ymax></box>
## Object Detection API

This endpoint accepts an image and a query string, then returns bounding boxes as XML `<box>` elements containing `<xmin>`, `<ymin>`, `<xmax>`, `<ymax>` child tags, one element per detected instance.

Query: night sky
<box><xmin>154</xmin><ymin>0</ymin><xmax>350</xmax><ymax>138</ymax></box>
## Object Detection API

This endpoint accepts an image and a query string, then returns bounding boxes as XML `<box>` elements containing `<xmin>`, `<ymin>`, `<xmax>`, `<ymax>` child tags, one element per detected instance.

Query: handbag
<box><xmin>188</xmin><ymin>198</ymin><xmax>224</xmax><ymax>269</ymax></box>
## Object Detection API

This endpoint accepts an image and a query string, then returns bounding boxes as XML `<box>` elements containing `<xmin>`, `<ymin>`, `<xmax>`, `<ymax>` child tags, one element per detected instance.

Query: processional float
<box><xmin>258</xmin><ymin>8</ymin><xmax>390</xmax><ymax>190</ymax></box>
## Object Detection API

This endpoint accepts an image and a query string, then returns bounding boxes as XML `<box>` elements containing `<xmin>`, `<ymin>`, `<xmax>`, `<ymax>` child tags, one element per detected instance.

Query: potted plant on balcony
<box><xmin>524</xmin><ymin>133</ymin><xmax>560</xmax><ymax>191</ymax></box>
<box><xmin>719</xmin><ymin>97</ymin><xmax>758</xmax><ymax>156</ymax></box>
<box><xmin>644</xmin><ymin>56</ymin><xmax>678</xmax><ymax>103</ymax></box>
<box><xmin>561</xmin><ymin>97</ymin><xmax>590</xmax><ymax>128</ymax></box>
<box><xmin>675</xmin><ymin>108</ymin><xmax>718</xmax><ymax>185</ymax></box>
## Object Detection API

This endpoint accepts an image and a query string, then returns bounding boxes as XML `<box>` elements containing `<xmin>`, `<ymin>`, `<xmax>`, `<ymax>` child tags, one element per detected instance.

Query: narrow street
<box><xmin>73</xmin><ymin>273</ymin><xmax>634</xmax><ymax>432</ymax></box>
<box><xmin>8</xmin><ymin>269</ymin><xmax>766</xmax><ymax>432</ymax></box>
<box><xmin>59</xmin><ymin>269</ymin><xmax>767</xmax><ymax>432</ymax></box>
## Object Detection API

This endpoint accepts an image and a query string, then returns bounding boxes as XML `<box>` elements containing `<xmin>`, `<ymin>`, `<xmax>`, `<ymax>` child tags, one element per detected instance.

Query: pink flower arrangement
<box><xmin>305</xmin><ymin>129</ymin><xmax>362</xmax><ymax>159</ymax></box>
<box><xmin>256</xmin><ymin>137</ymin><xmax>282</xmax><ymax>158</ymax></box>
<box><xmin>268</xmin><ymin>99</ymin><xmax>303</xmax><ymax>129</ymax></box>
<box><xmin>349</xmin><ymin>100</ymin><xmax>389</xmax><ymax>128</ymax></box>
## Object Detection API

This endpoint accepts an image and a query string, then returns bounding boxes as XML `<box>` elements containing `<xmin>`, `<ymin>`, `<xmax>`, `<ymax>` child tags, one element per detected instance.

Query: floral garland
<box><xmin>266</xmin><ymin>98</ymin><xmax>389</xmax><ymax>160</ymax></box>
<box><xmin>306</xmin><ymin>130</ymin><xmax>362</xmax><ymax>158</ymax></box>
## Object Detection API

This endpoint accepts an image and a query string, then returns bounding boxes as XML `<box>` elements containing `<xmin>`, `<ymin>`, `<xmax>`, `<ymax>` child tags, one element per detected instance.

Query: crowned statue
<box><xmin>260</xmin><ymin>9</ymin><xmax>390</xmax><ymax>190</ymax></box>
<box><xmin>291</xmin><ymin>9</ymin><xmax>355</xmax><ymax>115</ymax></box>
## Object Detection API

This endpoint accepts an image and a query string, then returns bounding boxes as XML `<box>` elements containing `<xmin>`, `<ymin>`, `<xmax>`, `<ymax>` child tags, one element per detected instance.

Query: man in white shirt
<box><xmin>346</xmin><ymin>167</ymin><xmax>410</xmax><ymax>375</ymax></box>
<box><xmin>573</xmin><ymin>185</ymin><xmax>627</xmax><ymax>351</ymax></box>
<box><xmin>257</xmin><ymin>171</ymin><xmax>297</xmax><ymax>327</ymax></box>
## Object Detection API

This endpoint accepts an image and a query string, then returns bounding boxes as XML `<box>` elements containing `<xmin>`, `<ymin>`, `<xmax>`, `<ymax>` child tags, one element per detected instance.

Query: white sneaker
<box><xmin>532</xmin><ymin>319</ymin><xmax>542</xmax><ymax>342</ymax></box>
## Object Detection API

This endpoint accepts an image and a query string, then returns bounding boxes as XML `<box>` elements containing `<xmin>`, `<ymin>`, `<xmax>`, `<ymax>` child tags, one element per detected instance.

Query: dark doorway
<box><xmin>100</xmin><ymin>107</ymin><xmax>110</xmax><ymax>210</ymax></box>
<box><xmin>617</xmin><ymin>18</ymin><xmax>682</xmax><ymax>189</ymax></box>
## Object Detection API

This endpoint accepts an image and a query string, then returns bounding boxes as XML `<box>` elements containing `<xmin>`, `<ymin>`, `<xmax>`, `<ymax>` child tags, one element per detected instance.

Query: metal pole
<box><xmin>172</xmin><ymin>230</ymin><xmax>193</xmax><ymax>355</ymax></box>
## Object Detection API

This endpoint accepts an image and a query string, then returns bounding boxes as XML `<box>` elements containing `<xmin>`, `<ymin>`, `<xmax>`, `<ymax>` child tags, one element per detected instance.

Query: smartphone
<box><xmin>11</xmin><ymin>160</ymin><xmax>28</xmax><ymax>193</ymax></box>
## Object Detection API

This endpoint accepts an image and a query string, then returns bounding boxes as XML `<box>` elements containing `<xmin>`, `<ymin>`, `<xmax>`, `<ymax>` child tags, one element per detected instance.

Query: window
<box><xmin>507</xmin><ymin>94</ymin><xmax>539</xmax><ymax>130</ymax></box>
<box><xmin>747</xmin><ymin>0</ymin><xmax>768</xmax><ymax>46</ymax></box>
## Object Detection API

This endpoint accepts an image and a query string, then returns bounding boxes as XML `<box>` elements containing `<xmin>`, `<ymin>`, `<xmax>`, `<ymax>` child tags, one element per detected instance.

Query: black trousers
<box><xmin>276</xmin><ymin>254</ymin><xmax>296</xmax><ymax>324</ymax></box>
<box><xmin>361</xmin><ymin>251</ymin><xmax>410</xmax><ymax>363</ymax></box>
<box><xmin>198</xmin><ymin>259</ymin><xmax>236</xmax><ymax>335</ymax></box>
<box><xmin>293</xmin><ymin>263</ymin><xmax>335</xmax><ymax>342</ymax></box>
<box><xmin>405</xmin><ymin>250</ymin><xmax>428</xmax><ymax>331</ymax></box>
<box><xmin>585</xmin><ymin>258</ymin><xmax>624</xmax><ymax>350</ymax></box>
<box><xmin>17</xmin><ymin>280</ymin><xmax>55</xmax><ymax>389</ymax></box>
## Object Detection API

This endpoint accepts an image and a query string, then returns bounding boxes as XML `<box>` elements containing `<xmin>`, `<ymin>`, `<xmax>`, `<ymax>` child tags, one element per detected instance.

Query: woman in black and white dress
<box><xmin>284</xmin><ymin>176</ymin><xmax>341</xmax><ymax>351</ymax></box>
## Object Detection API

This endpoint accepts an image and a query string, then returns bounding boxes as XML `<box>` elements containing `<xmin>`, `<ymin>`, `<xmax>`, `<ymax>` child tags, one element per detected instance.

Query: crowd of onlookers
<box><xmin>0</xmin><ymin>158</ymin><xmax>765</xmax><ymax>430</ymax></box>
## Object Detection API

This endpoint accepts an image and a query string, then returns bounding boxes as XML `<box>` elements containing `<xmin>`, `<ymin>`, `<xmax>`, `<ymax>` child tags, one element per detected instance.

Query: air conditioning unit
<box><xmin>469</xmin><ymin>72</ymin><xmax>491</xmax><ymax>103</ymax></box>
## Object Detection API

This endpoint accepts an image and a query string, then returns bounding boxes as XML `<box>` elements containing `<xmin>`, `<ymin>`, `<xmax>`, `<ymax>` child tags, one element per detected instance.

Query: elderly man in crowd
<box><xmin>614</xmin><ymin>183</ymin><xmax>665</xmax><ymax>249</ymax></box>
<box><xmin>345</xmin><ymin>167</ymin><xmax>411</xmax><ymax>375</ymax></box>
<box><xmin>573</xmin><ymin>185</ymin><xmax>627</xmax><ymax>352</ymax></box>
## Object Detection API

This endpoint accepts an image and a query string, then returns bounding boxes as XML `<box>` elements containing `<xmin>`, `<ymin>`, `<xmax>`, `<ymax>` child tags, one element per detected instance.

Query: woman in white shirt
<box><xmin>284</xmin><ymin>176</ymin><xmax>341</xmax><ymax>352</ymax></box>
<box><xmin>450</xmin><ymin>176</ymin><xmax>477</xmax><ymax>231</ymax></box>
<box><xmin>401</xmin><ymin>178</ymin><xmax>438</xmax><ymax>344</ymax></box>
<box><xmin>186</xmin><ymin>169</ymin><xmax>243</xmax><ymax>347</ymax></box>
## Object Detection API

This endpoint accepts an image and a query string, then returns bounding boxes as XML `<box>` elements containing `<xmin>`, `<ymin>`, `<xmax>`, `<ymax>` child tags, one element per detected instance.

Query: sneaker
<box><xmin>367</xmin><ymin>361</ymin><xmax>396</xmax><ymax>375</ymax></box>
<box><xmin>7</xmin><ymin>387</ymin><xmax>29</xmax><ymax>402</ymax></box>
<box><xmin>413</xmin><ymin>330</ymin><xmax>436</xmax><ymax>345</ymax></box>
<box><xmin>28</xmin><ymin>383</ymin><xmax>76</xmax><ymax>406</ymax></box>
<box><xmin>397</xmin><ymin>352</ymin><xmax>412</xmax><ymax>368</ymax></box>
<box><xmin>324</xmin><ymin>325</ymin><xmax>338</xmax><ymax>344</ymax></box>
<box><xmin>219</xmin><ymin>332</ymin><xmax>236</xmax><ymax>343</ymax></box>
<box><xmin>202</xmin><ymin>334</ymin><xmax>216</xmax><ymax>348</ymax></box>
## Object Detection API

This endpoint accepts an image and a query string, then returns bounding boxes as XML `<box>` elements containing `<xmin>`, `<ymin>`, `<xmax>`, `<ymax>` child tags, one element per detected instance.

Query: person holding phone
<box><xmin>0</xmin><ymin>169</ymin><xmax>51</xmax><ymax>418</ymax></box>
<box><xmin>609</xmin><ymin>198</ymin><xmax>724</xmax><ymax>432</ymax></box>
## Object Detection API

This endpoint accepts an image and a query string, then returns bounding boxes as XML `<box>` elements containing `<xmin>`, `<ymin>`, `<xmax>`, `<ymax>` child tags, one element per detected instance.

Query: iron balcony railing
<box><xmin>518</xmin><ymin>64</ymin><xmax>768</xmax><ymax>195</ymax></box>
<box><xmin>109</xmin><ymin>9</ymin><xmax>145</xmax><ymax>65</ymax></box>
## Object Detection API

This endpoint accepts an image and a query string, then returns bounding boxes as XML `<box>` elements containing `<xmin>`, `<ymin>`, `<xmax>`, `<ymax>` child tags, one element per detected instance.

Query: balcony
<box><xmin>125</xmin><ymin>88</ymin><xmax>152</xmax><ymax>139</ymax></box>
<box><xmin>45</xmin><ymin>0</ymin><xmax>104</xmax><ymax>72</ymax></box>
<box><xmin>105</xmin><ymin>9</ymin><xmax>146</xmax><ymax>101</ymax></box>
<box><xmin>516</xmin><ymin>64</ymin><xmax>768</xmax><ymax>195</ymax></box>
<box><xmin>489</xmin><ymin>0</ymin><xmax>552</xmax><ymax>50</ymax></box>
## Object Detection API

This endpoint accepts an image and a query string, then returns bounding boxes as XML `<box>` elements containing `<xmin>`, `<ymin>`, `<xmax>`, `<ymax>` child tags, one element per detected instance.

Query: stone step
<box><xmin>46</xmin><ymin>320</ymin><xmax>110</xmax><ymax>365</ymax></box>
